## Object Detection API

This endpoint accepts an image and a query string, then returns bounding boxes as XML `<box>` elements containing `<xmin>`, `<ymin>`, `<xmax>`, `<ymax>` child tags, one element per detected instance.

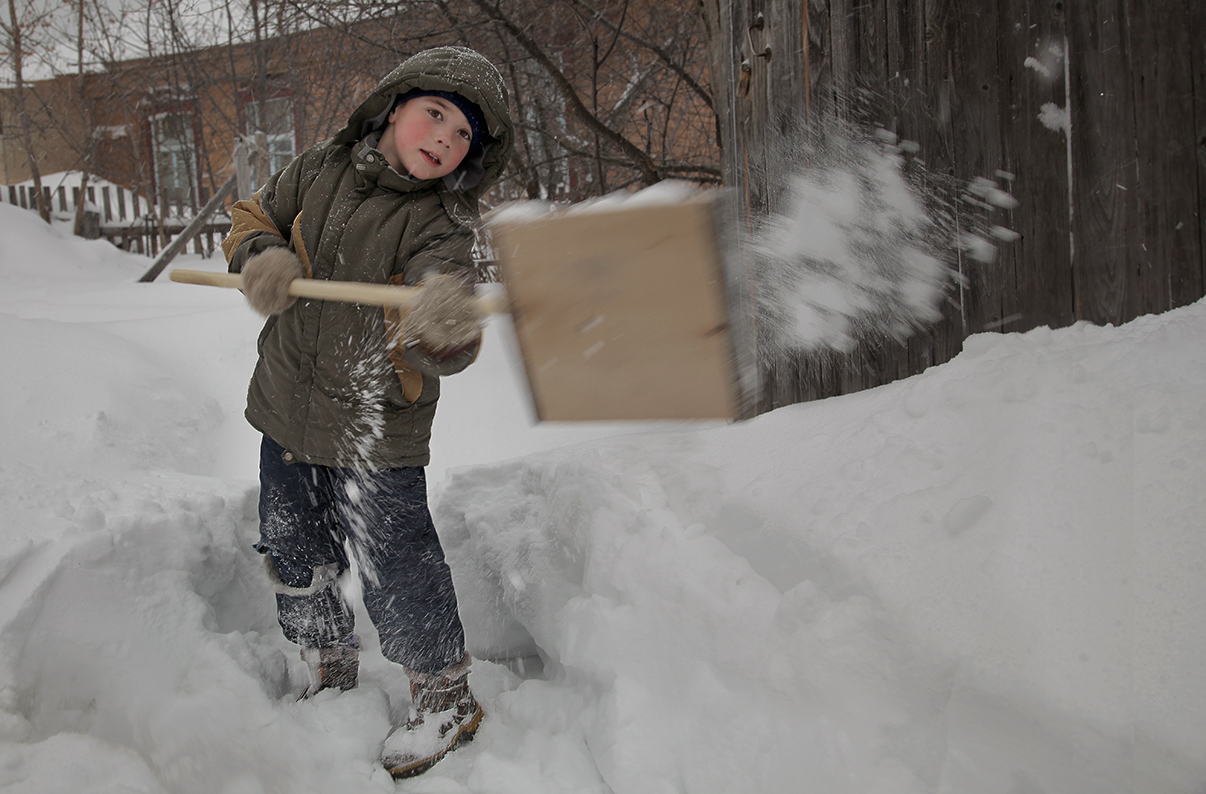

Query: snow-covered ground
<box><xmin>0</xmin><ymin>200</ymin><xmax>1203</xmax><ymax>793</ymax></box>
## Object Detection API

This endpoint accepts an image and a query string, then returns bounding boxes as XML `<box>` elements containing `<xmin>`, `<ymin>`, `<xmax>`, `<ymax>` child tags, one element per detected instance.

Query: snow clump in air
<box><xmin>748</xmin><ymin>116</ymin><xmax>1017</xmax><ymax>356</ymax></box>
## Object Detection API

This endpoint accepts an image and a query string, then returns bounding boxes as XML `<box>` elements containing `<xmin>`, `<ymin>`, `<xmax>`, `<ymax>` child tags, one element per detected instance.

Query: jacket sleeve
<box><xmin>221</xmin><ymin>148</ymin><xmax>317</xmax><ymax>274</ymax></box>
<box><xmin>383</xmin><ymin>214</ymin><xmax>481</xmax><ymax>386</ymax></box>
<box><xmin>398</xmin><ymin>222</ymin><xmax>477</xmax><ymax>286</ymax></box>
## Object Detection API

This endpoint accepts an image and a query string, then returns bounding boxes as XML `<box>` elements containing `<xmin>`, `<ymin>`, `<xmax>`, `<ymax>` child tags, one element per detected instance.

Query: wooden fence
<box><xmin>0</xmin><ymin>181</ymin><xmax>230</xmax><ymax>258</ymax></box>
<box><xmin>706</xmin><ymin>0</ymin><xmax>1206</xmax><ymax>411</ymax></box>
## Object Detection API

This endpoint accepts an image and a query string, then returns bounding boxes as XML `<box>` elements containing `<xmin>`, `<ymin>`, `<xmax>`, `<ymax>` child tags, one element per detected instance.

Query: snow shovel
<box><xmin>170</xmin><ymin>191</ymin><xmax>747</xmax><ymax>422</ymax></box>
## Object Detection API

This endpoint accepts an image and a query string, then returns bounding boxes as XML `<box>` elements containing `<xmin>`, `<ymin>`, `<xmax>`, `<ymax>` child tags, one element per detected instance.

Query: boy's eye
<box><xmin>458</xmin><ymin>129</ymin><xmax>471</xmax><ymax>141</ymax></box>
<box><xmin>427</xmin><ymin>107</ymin><xmax>443</xmax><ymax>120</ymax></box>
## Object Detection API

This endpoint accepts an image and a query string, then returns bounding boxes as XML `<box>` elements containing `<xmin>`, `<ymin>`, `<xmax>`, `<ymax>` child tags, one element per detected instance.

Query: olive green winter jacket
<box><xmin>223</xmin><ymin>47</ymin><xmax>513</xmax><ymax>469</ymax></box>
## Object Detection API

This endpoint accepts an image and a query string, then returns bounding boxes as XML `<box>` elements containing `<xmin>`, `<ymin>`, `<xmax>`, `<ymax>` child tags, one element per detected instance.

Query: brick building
<box><xmin>1</xmin><ymin>5</ymin><xmax>718</xmax><ymax>227</ymax></box>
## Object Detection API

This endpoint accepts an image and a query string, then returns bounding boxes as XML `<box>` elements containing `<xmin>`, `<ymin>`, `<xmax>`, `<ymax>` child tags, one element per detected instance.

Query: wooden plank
<box><xmin>1193</xmin><ymin>0</ymin><xmax>1206</xmax><ymax>298</ymax></box>
<box><xmin>962</xmin><ymin>2</ymin><xmax>1010</xmax><ymax>336</ymax></box>
<box><xmin>994</xmin><ymin>0</ymin><xmax>1076</xmax><ymax>332</ymax></box>
<box><xmin>740</xmin><ymin>0</ymin><xmax>769</xmax><ymax>395</ymax></box>
<box><xmin>805</xmin><ymin>0</ymin><xmax>834</xmax><ymax>112</ymax></box>
<box><xmin>763</xmin><ymin>352</ymin><xmax>800</xmax><ymax>410</ymax></box>
<box><xmin>744</xmin><ymin>0</ymin><xmax>772</xmax><ymax>217</ymax></box>
<box><xmin>805</xmin><ymin>0</ymin><xmax>831</xmax><ymax>115</ymax></box>
<box><xmin>855</xmin><ymin>0</ymin><xmax>888</xmax><ymax>88</ymax></box>
<box><xmin>1126</xmin><ymin>0</ymin><xmax>1202</xmax><ymax>314</ymax></box>
<box><xmin>491</xmin><ymin>197</ymin><xmax>740</xmax><ymax>421</ymax></box>
<box><xmin>909</xmin><ymin>0</ymin><xmax>961</xmax><ymax>375</ymax></box>
<box><xmin>829</xmin><ymin>0</ymin><xmax>854</xmax><ymax>114</ymax></box>
<box><xmin>863</xmin><ymin>0</ymin><xmax>951</xmax><ymax>382</ymax></box>
<box><xmin>884</xmin><ymin>0</ymin><xmax>924</xmax><ymax>131</ymax></box>
<box><xmin>803</xmin><ymin>0</ymin><xmax>946</xmax><ymax>398</ymax></box>
<box><xmin>1066</xmin><ymin>0</ymin><xmax>1134</xmax><ymax>325</ymax></box>
<box><xmin>139</xmin><ymin>175</ymin><xmax>238</xmax><ymax>282</ymax></box>
<box><xmin>767</xmin><ymin>0</ymin><xmax>807</xmax><ymax>126</ymax></box>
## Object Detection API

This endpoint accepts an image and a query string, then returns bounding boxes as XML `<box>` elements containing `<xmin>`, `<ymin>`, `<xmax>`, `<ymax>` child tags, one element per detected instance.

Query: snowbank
<box><xmin>441</xmin><ymin>307</ymin><xmax>1206</xmax><ymax>793</ymax></box>
<box><xmin>0</xmin><ymin>202</ymin><xmax>1204</xmax><ymax>793</ymax></box>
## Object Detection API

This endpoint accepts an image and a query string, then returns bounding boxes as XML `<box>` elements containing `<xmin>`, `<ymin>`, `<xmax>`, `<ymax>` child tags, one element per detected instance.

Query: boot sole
<box><xmin>385</xmin><ymin>705</ymin><xmax>484</xmax><ymax>779</ymax></box>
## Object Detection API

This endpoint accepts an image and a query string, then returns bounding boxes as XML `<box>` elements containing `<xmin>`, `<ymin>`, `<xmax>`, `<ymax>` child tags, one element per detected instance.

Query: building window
<box><xmin>151</xmin><ymin>111</ymin><xmax>197</xmax><ymax>211</ymax></box>
<box><xmin>245</xmin><ymin>95</ymin><xmax>296</xmax><ymax>186</ymax></box>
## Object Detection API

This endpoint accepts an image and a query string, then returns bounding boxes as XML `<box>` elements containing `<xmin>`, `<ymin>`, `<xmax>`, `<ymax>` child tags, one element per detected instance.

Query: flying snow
<box><xmin>747</xmin><ymin>120</ymin><xmax>975</xmax><ymax>355</ymax></box>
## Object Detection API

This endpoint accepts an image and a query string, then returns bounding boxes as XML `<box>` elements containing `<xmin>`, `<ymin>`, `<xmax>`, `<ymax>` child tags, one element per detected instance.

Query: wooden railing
<box><xmin>0</xmin><ymin>181</ymin><xmax>231</xmax><ymax>259</ymax></box>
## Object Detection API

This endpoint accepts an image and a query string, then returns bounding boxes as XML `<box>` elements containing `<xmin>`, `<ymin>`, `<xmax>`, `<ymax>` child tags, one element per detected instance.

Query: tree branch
<box><xmin>563</xmin><ymin>0</ymin><xmax>712</xmax><ymax>110</ymax></box>
<box><xmin>464</xmin><ymin>0</ymin><xmax>662</xmax><ymax>186</ymax></box>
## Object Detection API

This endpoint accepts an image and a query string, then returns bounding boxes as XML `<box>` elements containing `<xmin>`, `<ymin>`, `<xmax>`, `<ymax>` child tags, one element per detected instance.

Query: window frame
<box><xmin>240</xmin><ymin>86</ymin><xmax>298</xmax><ymax>187</ymax></box>
<box><xmin>143</xmin><ymin>96</ymin><xmax>201</xmax><ymax>213</ymax></box>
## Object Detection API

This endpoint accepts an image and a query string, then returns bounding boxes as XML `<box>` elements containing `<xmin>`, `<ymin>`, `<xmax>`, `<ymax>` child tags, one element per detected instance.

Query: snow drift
<box><xmin>0</xmin><ymin>201</ymin><xmax>1203</xmax><ymax>794</ymax></box>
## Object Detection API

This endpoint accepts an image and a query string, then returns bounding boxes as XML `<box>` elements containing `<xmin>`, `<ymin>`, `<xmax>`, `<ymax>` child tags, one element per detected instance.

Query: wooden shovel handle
<box><xmin>169</xmin><ymin>269</ymin><xmax>508</xmax><ymax>314</ymax></box>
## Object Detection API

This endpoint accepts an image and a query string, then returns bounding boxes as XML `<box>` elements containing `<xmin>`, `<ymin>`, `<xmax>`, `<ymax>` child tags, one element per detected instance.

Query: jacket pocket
<box><xmin>383</xmin><ymin>273</ymin><xmax>424</xmax><ymax>403</ymax></box>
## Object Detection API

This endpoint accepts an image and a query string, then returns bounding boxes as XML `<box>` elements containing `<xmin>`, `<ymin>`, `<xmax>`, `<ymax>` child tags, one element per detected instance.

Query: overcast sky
<box><xmin>1</xmin><ymin>0</ymin><xmax>261</xmax><ymax>84</ymax></box>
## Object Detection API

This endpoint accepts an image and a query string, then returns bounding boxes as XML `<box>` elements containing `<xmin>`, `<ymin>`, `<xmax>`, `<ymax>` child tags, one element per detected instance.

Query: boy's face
<box><xmin>378</xmin><ymin>95</ymin><xmax>473</xmax><ymax>180</ymax></box>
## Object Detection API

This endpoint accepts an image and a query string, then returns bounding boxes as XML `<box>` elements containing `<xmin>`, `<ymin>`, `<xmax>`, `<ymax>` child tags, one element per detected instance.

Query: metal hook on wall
<box><xmin>747</xmin><ymin>12</ymin><xmax>772</xmax><ymax>59</ymax></box>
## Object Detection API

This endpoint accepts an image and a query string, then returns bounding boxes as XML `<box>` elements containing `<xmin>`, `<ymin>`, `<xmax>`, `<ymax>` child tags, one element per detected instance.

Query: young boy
<box><xmin>221</xmin><ymin>46</ymin><xmax>513</xmax><ymax>778</ymax></box>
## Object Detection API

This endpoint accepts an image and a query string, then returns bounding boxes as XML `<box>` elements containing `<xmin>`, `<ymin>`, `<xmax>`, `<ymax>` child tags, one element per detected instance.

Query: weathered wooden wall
<box><xmin>704</xmin><ymin>0</ymin><xmax>1206</xmax><ymax>411</ymax></box>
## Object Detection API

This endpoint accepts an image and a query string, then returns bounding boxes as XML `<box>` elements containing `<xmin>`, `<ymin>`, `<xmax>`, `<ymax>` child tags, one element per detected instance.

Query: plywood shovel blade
<box><xmin>488</xmin><ymin>193</ymin><xmax>743</xmax><ymax>421</ymax></box>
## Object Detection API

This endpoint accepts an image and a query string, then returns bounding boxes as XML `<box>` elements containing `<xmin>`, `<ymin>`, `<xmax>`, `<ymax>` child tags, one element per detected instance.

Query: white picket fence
<box><xmin>0</xmin><ymin>178</ymin><xmax>231</xmax><ymax>258</ymax></box>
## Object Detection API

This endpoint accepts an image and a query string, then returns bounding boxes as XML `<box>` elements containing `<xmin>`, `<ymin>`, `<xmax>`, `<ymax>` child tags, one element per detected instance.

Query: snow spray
<box><xmin>746</xmin><ymin>115</ymin><xmax>1018</xmax><ymax>359</ymax></box>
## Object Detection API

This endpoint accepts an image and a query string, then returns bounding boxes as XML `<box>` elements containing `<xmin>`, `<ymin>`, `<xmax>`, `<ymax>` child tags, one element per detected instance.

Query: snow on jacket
<box><xmin>222</xmin><ymin>46</ymin><xmax>513</xmax><ymax>469</ymax></box>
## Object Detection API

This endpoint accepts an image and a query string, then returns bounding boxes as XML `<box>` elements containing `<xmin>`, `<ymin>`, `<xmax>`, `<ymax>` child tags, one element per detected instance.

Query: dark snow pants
<box><xmin>256</xmin><ymin>435</ymin><xmax>466</xmax><ymax>675</ymax></box>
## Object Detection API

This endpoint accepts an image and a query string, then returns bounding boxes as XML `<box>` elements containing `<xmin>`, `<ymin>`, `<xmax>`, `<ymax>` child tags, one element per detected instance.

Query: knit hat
<box><xmin>394</xmin><ymin>89</ymin><xmax>491</xmax><ymax>150</ymax></box>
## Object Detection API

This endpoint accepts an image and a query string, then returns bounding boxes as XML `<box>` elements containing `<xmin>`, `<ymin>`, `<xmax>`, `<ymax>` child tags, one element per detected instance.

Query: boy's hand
<box><xmin>404</xmin><ymin>274</ymin><xmax>482</xmax><ymax>357</ymax></box>
<box><xmin>241</xmin><ymin>247</ymin><xmax>303</xmax><ymax>316</ymax></box>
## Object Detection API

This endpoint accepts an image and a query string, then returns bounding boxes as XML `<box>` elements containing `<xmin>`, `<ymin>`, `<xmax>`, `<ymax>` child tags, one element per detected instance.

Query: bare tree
<box><xmin>2</xmin><ymin>0</ymin><xmax>54</xmax><ymax>221</ymax></box>
<box><xmin>464</xmin><ymin>0</ymin><xmax>661</xmax><ymax>187</ymax></box>
<box><xmin>276</xmin><ymin>0</ymin><xmax>719</xmax><ymax>202</ymax></box>
<box><xmin>71</xmin><ymin>0</ymin><xmax>98</xmax><ymax>234</ymax></box>
<box><xmin>487</xmin><ymin>0</ymin><xmax>718</xmax><ymax>197</ymax></box>
<box><xmin>7</xmin><ymin>0</ymin><xmax>718</xmax><ymax>243</ymax></box>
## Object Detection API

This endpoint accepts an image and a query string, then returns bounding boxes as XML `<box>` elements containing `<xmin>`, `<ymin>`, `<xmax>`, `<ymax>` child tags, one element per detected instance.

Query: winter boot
<box><xmin>298</xmin><ymin>635</ymin><xmax>360</xmax><ymax>699</ymax></box>
<box><xmin>381</xmin><ymin>656</ymin><xmax>483</xmax><ymax>778</ymax></box>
